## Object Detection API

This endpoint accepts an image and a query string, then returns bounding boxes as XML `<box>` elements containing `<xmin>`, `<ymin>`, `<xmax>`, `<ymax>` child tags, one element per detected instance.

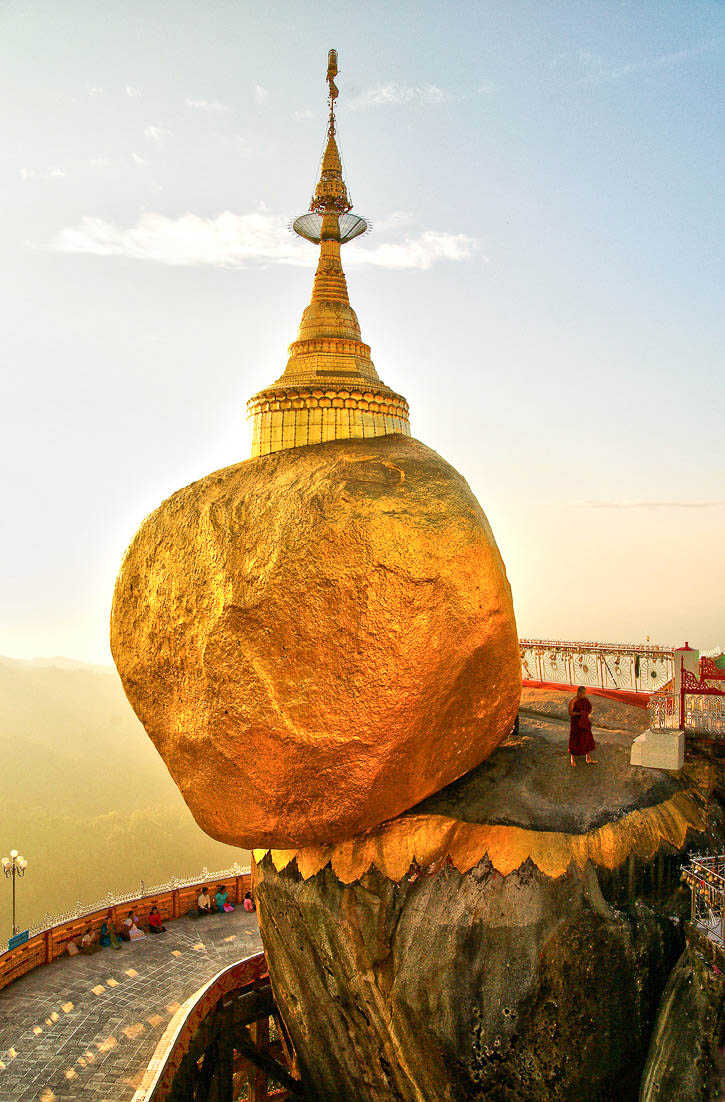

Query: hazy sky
<box><xmin>1</xmin><ymin>0</ymin><xmax>723</xmax><ymax>663</ymax></box>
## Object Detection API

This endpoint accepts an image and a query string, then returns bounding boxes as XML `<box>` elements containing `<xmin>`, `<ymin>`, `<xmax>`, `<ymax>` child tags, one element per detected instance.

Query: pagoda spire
<box><xmin>310</xmin><ymin>49</ymin><xmax>351</xmax><ymax>219</ymax></box>
<box><xmin>247</xmin><ymin>50</ymin><xmax>410</xmax><ymax>458</ymax></box>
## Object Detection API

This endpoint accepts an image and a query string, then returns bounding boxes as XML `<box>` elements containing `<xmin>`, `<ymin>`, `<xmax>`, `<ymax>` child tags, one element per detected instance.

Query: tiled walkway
<box><xmin>0</xmin><ymin>909</ymin><xmax>262</xmax><ymax>1101</ymax></box>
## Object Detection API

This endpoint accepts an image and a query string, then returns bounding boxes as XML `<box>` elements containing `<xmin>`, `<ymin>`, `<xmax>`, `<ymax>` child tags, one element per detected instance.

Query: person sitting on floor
<box><xmin>215</xmin><ymin>884</ymin><xmax>234</xmax><ymax>913</ymax></box>
<box><xmin>124</xmin><ymin>910</ymin><xmax>145</xmax><ymax>940</ymax></box>
<box><xmin>100</xmin><ymin>920</ymin><xmax>122</xmax><ymax>949</ymax></box>
<box><xmin>80</xmin><ymin>926</ymin><xmax>101</xmax><ymax>955</ymax></box>
<box><xmin>242</xmin><ymin>891</ymin><xmax>256</xmax><ymax>913</ymax></box>
<box><xmin>197</xmin><ymin>886</ymin><xmax>213</xmax><ymax>916</ymax></box>
<box><xmin>148</xmin><ymin>906</ymin><xmax>166</xmax><ymax>933</ymax></box>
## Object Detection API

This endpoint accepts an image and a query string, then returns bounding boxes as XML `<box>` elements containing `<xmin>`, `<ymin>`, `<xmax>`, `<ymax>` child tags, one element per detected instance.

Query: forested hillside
<box><xmin>0</xmin><ymin>658</ymin><xmax>247</xmax><ymax>937</ymax></box>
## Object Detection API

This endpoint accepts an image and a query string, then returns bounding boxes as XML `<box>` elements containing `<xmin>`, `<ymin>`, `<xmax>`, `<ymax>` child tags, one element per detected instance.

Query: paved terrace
<box><xmin>0</xmin><ymin>909</ymin><xmax>262</xmax><ymax>1102</ymax></box>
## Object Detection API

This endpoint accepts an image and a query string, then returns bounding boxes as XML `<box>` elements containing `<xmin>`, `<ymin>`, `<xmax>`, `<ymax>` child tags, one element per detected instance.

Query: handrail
<box><xmin>519</xmin><ymin>637</ymin><xmax>675</xmax><ymax>655</ymax></box>
<box><xmin>519</xmin><ymin>638</ymin><xmax>675</xmax><ymax>696</ymax></box>
<box><xmin>131</xmin><ymin>952</ymin><xmax>270</xmax><ymax>1102</ymax></box>
<box><xmin>26</xmin><ymin>861</ymin><xmax>251</xmax><ymax>936</ymax></box>
<box><xmin>0</xmin><ymin>865</ymin><xmax>252</xmax><ymax>995</ymax></box>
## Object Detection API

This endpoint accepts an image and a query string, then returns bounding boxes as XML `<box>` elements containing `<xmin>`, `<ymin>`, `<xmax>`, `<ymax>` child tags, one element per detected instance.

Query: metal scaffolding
<box><xmin>682</xmin><ymin>854</ymin><xmax>725</xmax><ymax>948</ymax></box>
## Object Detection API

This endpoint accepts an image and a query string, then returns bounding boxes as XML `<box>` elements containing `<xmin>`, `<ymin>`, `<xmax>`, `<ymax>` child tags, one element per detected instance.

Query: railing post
<box><xmin>249</xmin><ymin>1017</ymin><xmax>270</xmax><ymax>1101</ymax></box>
<box><xmin>175</xmin><ymin>1052</ymin><xmax>196</xmax><ymax>1101</ymax></box>
<box><xmin>218</xmin><ymin>1014</ymin><xmax>234</xmax><ymax>1102</ymax></box>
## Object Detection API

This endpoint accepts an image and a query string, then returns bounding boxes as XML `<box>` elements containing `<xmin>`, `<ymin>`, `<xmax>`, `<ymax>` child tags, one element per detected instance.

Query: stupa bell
<box><xmin>247</xmin><ymin>49</ymin><xmax>410</xmax><ymax>457</ymax></box>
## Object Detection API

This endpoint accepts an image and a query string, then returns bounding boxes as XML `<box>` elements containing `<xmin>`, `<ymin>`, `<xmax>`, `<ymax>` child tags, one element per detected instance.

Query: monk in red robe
<box><xmin>568</xmin><ymin>686</ymin><xmax>597</xmax><ymax>766</ymax></box>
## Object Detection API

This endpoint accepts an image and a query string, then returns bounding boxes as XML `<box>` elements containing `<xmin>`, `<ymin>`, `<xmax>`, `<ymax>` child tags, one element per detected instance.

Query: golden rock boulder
<box><xmin>110</xmin><ymin>434</ymin><xmax>521</xmax><ymax>849</ymax></box>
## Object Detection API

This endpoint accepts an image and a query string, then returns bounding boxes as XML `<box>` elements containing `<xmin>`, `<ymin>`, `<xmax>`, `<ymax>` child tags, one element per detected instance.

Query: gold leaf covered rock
<box><xmin>110</xmin><ymin>434</ymin><xmax>521</xmax><ymax>848</ymax></box>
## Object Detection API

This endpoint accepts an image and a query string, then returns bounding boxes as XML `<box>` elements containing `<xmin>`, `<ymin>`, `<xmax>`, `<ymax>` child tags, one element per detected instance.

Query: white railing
<box><xmin>520</xmin><ymin>638</ymin><xmax>674</xmax><ymax>694</ymax></box>
<box><xmin>649</xmin><ymin>693</ymin><xmax>679</xmax><ymax>730</ymax></box>
<box><xmin>27</xmin><ymin>862</ymin><xmax>251</xmax><ymax>937</ymax></box>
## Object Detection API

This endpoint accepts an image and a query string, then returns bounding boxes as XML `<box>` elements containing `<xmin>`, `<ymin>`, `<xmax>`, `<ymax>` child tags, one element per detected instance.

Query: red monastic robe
<box><xmin>569</xmin><ymin>697</ymin><xmax>595</xmax><ymax>756</ymax></box>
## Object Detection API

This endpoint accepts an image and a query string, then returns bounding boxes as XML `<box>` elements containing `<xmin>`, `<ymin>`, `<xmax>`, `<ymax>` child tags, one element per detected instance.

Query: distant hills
<box><xmin>0</xmin><ymin>657</ymin><xmax>653</xmax><ymax>941</ymax></box>
<box><xmin>0</xmin><ymin>657</ymin><xmax>247</xmax><ymax>938</ymax></box>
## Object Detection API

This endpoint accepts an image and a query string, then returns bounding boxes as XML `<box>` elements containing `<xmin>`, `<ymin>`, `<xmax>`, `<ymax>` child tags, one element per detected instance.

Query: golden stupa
<box><xmin>110</xmin><ymin>51</ymin><xmax>521</xmax><ymax>850</ymax></box>
<box><xmin>247</xmin><ymin>50</ymin><xmax>410</xmax><ymax>456</ymax></box>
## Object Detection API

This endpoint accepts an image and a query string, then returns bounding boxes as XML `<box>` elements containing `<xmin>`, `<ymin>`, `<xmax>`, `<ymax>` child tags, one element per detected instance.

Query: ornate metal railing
<box><xmin>27</xmin><ymin>862</ymin><xmax>250</xmax><ymax>937</ymax></box>
<box><xmin>651</xmin><ymin>693</ymin><xmax>725</xmax><ymax>735</ymax></box>
<box><xmin>520</xmin><ymin>638</ymin><xmax>674</xmax><ymax>694</ymax></box>
<box><xmin>682</xmin><ymin>854</ymin><xmax>725</xmax><ymax>948</ymax></box>
<box><xmin>649</xmin><ymin>693</ymin><xmax>678</xmax><ymax>730</ymax></box>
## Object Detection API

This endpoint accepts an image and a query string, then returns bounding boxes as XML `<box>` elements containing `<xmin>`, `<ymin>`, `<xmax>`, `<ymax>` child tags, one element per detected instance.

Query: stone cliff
<box><xmin>254</xmin><ymin>715</ymin><xmax>713</xmax><ymax>1100</ymax></box>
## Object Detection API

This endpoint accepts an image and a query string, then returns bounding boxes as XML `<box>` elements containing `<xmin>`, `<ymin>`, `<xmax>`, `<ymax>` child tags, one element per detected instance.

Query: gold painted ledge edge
<box><xmin>253</xmin><ymin>790</ymin><xmax>704</xmax><ymax>885</ymax></box>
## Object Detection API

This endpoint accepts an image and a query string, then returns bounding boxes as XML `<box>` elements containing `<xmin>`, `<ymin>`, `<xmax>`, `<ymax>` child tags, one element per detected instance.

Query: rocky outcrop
<box><xmin>254</xmin><ymin>719</ymin><xmax>708</xmax><ymax>1101</ymax></box>
<box><xmin>255</xmin><ymin>854</ymin><xmax>684</xmax><ymax>1101</ymax></box>
<box><xmin>640</xmin><ymin>946</ymin><xmax>724</xmax><ymax>1101</ymax></box>
<box><xmin>110</xmin><ymin>434</ymin><xmax>520</xmax><ymax>850</ymax></box>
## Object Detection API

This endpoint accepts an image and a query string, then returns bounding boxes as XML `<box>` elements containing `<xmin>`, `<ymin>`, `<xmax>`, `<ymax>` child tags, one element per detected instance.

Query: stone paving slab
<box><xmin>0</xmin><ymin>909</ymin><xmax>262</xmax><ymax>1101</ymax></box>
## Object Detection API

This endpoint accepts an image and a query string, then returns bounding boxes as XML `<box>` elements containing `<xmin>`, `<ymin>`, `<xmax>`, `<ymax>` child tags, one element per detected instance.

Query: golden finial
<box><xmin>308</xmin><ymin>48</ymin><xmax>351</xmax><ymax>217</ymax></box>
<box><xmin>247</xmin><ymin>50</ymin><xmax>410</xmax><ymax>457</ymax></box>
<box><xmin>327</xmin><ymin>48</ymin><xmax>339</xmax><ymax>137</ymax></box>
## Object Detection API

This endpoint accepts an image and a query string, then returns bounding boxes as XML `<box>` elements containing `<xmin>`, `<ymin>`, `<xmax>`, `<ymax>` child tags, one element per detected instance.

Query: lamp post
<box><xmin>2</xmin><ymin>849</ymin><xmax>29</xmax><ymax>936</ymax></box>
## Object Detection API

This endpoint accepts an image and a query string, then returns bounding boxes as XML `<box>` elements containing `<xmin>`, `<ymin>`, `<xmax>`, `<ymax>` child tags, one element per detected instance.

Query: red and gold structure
<box><xmin>248</xmin><ymin>49</ymin><xmax>410</xmax><ymax>457</ymax></box>
<box><xmin>520</xmin><ymin>637</ymin><xmax>725</xmax><ymax>731</ymax></box>
<box><xmin>519</xmin><ymin>637</ymin><xmax>674</xmax><ymax>708</ymax></box>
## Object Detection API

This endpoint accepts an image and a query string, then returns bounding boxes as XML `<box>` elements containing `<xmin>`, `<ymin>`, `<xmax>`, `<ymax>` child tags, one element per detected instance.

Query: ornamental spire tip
<box><xmin>247</xmin><ymin>49</ymin><xmax>410</xmax><ymax>457</ymax></box>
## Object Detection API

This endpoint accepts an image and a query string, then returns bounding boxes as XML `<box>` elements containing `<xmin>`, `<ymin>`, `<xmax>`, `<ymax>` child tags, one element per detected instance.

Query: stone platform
<box><xmin>630</xmin><ymin>727</ymin><xmax>685</xmax><ymax>771</ymax></box>
<box><xmin>0</xmin><ymin>909</ymin><xmax>261</xmax><ymax>1102</ymax></box>
<box><xmin>414</xmin><ymin>714</ymin><xmax>684</xmax><ymax>832</ymax></box>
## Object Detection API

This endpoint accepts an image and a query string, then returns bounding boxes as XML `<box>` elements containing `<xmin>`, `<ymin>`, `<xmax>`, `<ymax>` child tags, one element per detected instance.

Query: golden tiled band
<box><xmin>248</xmin><ymin>386</ymin><xmax>410</xmax><ymax>457</ymax></box>
<box><xmin>287</xmin><ymin>337</ymin><xmax>371</xmax><ymax>358</ymax></box>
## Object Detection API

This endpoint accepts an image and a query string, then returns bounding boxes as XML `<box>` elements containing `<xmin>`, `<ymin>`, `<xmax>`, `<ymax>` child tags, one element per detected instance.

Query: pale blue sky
<box><xmin>1</xmin><ymin>0</ymin><xmax>723</xmax><ymax>662</ymax></box>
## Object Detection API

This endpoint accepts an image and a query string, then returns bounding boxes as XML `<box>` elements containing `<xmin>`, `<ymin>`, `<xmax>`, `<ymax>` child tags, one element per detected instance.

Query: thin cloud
<box><xmin>349</xmin><ymin>82</ymin><xmax>494</xmax><ymax>110</ymax></box>
<box><xmin>347</xmin><ymin>230</ymin><xmax>480</xmax><ymax>270</ymax></box>
<box><xmin>131</xmin><ymin>152</ymin><xmax>146</xmax><ymax>165</ymax></box>
<box><xmin>373</xmin><ymin>211</ymin><xmax>415</xmax><ymax>233</ymax></box>
<box><xmin>50</xmin><ymin>210</ymin><xmax>307</xmax><ymax>268</ymax></box>
<box><xmin>144</xmin><ymin>126</ymin><xmax>170</xmax><ymax>141</ymax></box>
<box><xmin>574</xmin><ymin>39</ymin><xmax>721</xmax><ymax>83</ymax></box>
<box><xmin>350</xmin><ymin>83</ymin><xmax>451</xmax><ymax>109</ymax></box>
<box><xmin>234</xmin><ymin>136</ymin><xmax>257</xmax><ymax>155</ymax></box>
<box><xmin>90</xmin><ymin>157</ymin><xmax>110</xmax><ymax>168</ymax></box>
<box><xmin>126</xmin><ymin>85</ymin><xmax>142</xmax><ymax>98</ymax></box>
<box><xmin>292</xmin><ymin>109</ymin><xmax>315</xmax><ymax>121</ymax></box>
<box><xmin>185</xmin><ymin>98</ymin><xmax>228</xmax><ymax>112</ymax></box>
<box><xmin>254</xmin><ymin>83</ymin><xmax>269</xmax><ymax>105</ymax></box>
<box><xmin>87</xmin><ymin>85</ymin><xmax>105</xmax><ymax>96</ymax></box>
<box><xmin>578</xmin><ymin>500</ymin><xmax>725</xmax><ymax>510</ymax></box>
<box><xmin>20</xmin><ymin>166</ymin><xmax>65</xmax><ymax>180</ymax></box>
<box><xmin>48</xmin><ymin>209</ymin><xmax>481</xmax><ymax>272</ymax></box>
